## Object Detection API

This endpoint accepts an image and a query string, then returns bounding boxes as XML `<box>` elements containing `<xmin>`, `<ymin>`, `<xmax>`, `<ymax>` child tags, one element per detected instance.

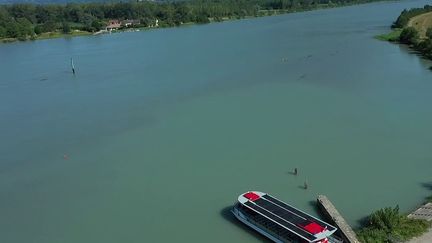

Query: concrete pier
<box><xmin>317</xmin><ymin>195</ymin><xmax>361</xmax><ymax>243</ymax></box>
<box><xmin>408</xmin><ymin>202</ymin><xmax>432</xmax><ymax>221</ymax></box>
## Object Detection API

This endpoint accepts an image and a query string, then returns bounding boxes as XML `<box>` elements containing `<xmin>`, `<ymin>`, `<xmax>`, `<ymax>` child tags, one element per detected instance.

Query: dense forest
<box><xmin>0</xmin><ymin>0</ymin><xmax>383</xmax><ymax>41</ymax></box>
<box><xmin>390</xmin><ymin>5</ymin><xmax>432</xmax><ymax>62</ymax></box>
<box><xmin>0</xmin><ymin>0</ymin><xmax>177</xmax><ymax>3</ymax></box>
<box><xmin>0</xmin><ymin>0</ymin><xmax>103</xmax><ymax>4</ymax></box>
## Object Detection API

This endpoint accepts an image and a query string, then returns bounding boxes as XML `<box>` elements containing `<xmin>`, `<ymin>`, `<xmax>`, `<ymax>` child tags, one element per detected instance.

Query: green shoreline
<box><xmin>375</xmin><ymin>5</ymin><xmax>432</xmax><ymax>70</ymax></box>
<box><xmin>1</xmin><ymin>1</ymin><xmax>389</xmax><ymax>44</ymax></box>
<box><xmin>0</xmin><ymin>30</ymin><xmax>92</xmax><ymax>43</ymax></box>
<box><xmin>375</xmin><ymin>28</ymin><xmax>402</xmax><ymax>42</ymax></box>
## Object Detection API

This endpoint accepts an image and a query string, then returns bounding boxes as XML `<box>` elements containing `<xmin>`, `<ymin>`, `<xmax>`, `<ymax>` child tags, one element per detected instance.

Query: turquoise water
<box><xmin>1</xmin><ymin>1</ymin><xmax>432</xmax><ymax>242</ymax></box>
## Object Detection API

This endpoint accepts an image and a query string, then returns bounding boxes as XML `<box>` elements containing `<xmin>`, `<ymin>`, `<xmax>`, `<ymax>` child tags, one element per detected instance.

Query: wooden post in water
<box><xmin>71</xmin><ymin>58</ymin><xmax>75</xmax><ymax>75</ymax></box>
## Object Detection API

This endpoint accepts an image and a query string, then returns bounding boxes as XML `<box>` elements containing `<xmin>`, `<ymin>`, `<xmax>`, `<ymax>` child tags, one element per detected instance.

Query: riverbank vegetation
<box><xmin>379</xmin><ymin>5</ymin><xmax>432</xmax><ymax>64</ymax></box>
<box><xmin>375</xmin><ymin>28</ymin><xmax>402</xmax><ymax>41</ymax></box>
<box><xmin>1</xmin><ymin>0</ymin><xmax>385</xmax><ymax>42</ymax></box>
<box><xmin>357</xmin><ymin>206</ymin><xmax>430</xmax><ymax>243</ymax></box>
<box><xmin>393</xmin><ymin>5</ymin><xmax>432</xmax><ymax>29</ymax></box>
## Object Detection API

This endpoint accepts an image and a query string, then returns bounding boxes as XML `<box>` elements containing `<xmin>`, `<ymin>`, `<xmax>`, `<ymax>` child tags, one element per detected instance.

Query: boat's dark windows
<box><xmin>240</xmin><ymin>205</ymin><xmax>310</xmax><ymax>242</ymax></box>
<box><xmin>262</xmin><ymin>195</ymin><xmax>336</xmax><ymax>232</ymax></box>
<box><xmin>239</xmin><ymin>204</ymin><xmax>258</xmax><ymax>217</ymax></box>
<box><xmin>245</xmin><ymin>201</ymin><xmax>316</xmax><ymax>241</ymax></box>
<box><xmin>252</xmin><ymin>213</ymin><xmax>306</xmax><ymax>242</ymax></box>
<box><xmin>254</xmin><ymin>198</ymin><xmax>306</xmax><ymax>226</ymax></box>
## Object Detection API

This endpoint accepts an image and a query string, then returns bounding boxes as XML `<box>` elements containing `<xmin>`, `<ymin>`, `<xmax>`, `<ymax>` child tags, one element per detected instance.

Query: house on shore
<box><xmin>106</xmin><ymin>18</ymin><xmax>158</xmax><ymax>31</ymax></box>
<box><xmin>121</xmin><ymin>19</ymin><xmax>141</xmax><ymax>27</ymax></box>
<box><xmin>106</xmin><ymin>20</ymin><xmax>121</xmax><ymax>31</ymax></box>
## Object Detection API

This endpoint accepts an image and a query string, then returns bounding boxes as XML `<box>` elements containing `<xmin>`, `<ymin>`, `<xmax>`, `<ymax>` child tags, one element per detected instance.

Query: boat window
<box><xmin>247</xmin><ymin>212</ymin><xmax>309</xmax><ymax>243</ymax></box>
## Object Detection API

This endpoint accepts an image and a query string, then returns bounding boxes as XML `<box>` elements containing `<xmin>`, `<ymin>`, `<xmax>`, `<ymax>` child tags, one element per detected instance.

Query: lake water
<box><xmin>1</xmin><ymin>1</ymin><xmax>432</xmax><ymax>242</ymax></box>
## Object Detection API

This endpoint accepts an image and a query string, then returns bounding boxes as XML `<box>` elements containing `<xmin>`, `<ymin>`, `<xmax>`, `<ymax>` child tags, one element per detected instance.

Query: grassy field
<box><xmin>375</xmin><ymin>28</ymin><xmax>402</xmax><ymax>41</ymax></box>
<box><xmin>408</xmin><ymin>11</ymin><xmax>432</xmax><ymax>39</ymax></box>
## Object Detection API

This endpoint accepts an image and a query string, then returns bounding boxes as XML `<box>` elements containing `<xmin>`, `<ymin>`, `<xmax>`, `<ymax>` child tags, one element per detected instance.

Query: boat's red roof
<box><xmin>301</xmin><ymin>222</ymin><xmax>325</xmax><ymax>234</ymax></box>
<box><xmin>243</xmin><ymin>192</ymin><xmax>260</xmax><ymax>201</ymax></box>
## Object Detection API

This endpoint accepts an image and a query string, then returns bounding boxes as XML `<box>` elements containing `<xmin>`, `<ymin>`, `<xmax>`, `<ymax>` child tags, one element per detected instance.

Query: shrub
<box><xmin>400</xmin><ymin>27</ymin><xmax>419</xmax><ymax>45</ymax></box>
<box><xmin>41</xmin><ymin>20</ymin><xmax>57</xmax><ymax>32</ymax></box>
<box><xmin>426</xmin><ymin>27</ymin><xmax>432</xmax><ymax>39</ymax></box>
<box><xmin>357</xmin><ymin>205</ymin><xmax>430</xmax><ymax>243</ymax></box>
<box><xmin>62</xmin><ymin>22</ymin><xmax>71</xmax><ymax>33</ymax></box>
<box><xmin>0</xmin><ymin>26</ymin><xmax>6</xmax><ymax>38</ymax></box>
<box><xmin>368</xmin><ymin>206</ymin><xmax>401</xmax><ymax>232</ymax></box>
<box><xmin>34</xmin><ymin>25</ymin><xmax>43</xmax><ymax>35</ymax></box>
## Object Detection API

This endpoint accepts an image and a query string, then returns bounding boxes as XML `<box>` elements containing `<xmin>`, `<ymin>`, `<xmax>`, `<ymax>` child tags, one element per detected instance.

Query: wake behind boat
<box><xmin>232</xmin><ymin>191</ymin><xmax>339</xmax><ymax>243</ymax></box>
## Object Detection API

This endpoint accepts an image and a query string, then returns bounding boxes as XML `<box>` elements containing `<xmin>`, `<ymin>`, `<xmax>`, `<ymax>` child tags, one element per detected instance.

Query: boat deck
<box><xmin>244</xmin><ymin>194</ymin><xmax>336</xmax><ymax>242</ymax></box>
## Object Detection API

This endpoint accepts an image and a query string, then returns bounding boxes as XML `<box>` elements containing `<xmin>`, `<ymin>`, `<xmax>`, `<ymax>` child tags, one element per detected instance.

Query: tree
<box><xmin>91</xmin><ymin>20</ymin><xmax>104</xmax><ymax>31</ymax></box>
<box><xmin>426</xmin><ymin>27</ymin><xmax>432</xmax><ymax>39</ymax></box>
<box><xmin>62</xmin><ymin>22</ymin><xmax>71</xmax><ymax>33</ymax></box>
<box><xmin>195</xmin><ymin>13</ymin><xmax>210</xmax><ymax>24</ymax></box>
<box><xmin>9</xmin><ymin>4</ymin><xmax>37</xmax><ymax>24</ymax></box>
<box><xmin>41</xmin><ymin>20</ymin><xmax>57</xmax><ymax>32</ymax></box>
<box><xmin>34</xmin><ymin>25</ymin><xmax>43</xmax><ymax>35</ymax></box>
<box><xmin>0</xmin><ymin>26</ymin><xmax>6</xmax><ymax>38</ymax></box>
<box><xmin>6</xmin><ymin>20</ymin><xmax>19</xmax><ymax>38</ymax></box>
<box><xmin>64</xmin><ymin>3</ymin><xmax>84</xmax><ymax>23</ymax></box>
<box><xmin>0</xmin><ymin>7</ymin><xmax>11</xmax><ymax>24</ymax></box>
<box><xmin>175</xmin><ymin>3</ymin><xmax>192</xmax><ymax>24</ymax></box>
<box><xmin>19</xmin><ymin>18</ymin><xmax>33</xmax><ymax>34</ymax></box>
<box><xmin>393</xmin><ymin>9</ymin><xmax>408</xmax><ymax>28</ymax></box>
<box><xmin>417</xmin><ymin>39</ymin><xmax>432</xmax><ymax>58</ymax></box>
<box><xmin>6</xmin><ymin>17</ymin><xmax>35</xmax><ymax>40</ymax></box>
<box><xmin>399</xmin><ymin>27</ymin><xmax>419</xmax><ymax>45</ymax></box>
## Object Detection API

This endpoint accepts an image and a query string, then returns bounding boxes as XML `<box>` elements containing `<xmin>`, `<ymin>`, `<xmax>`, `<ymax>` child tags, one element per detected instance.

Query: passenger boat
<box><xmin>232</xmin><ymin>191</ymin><xmax>338</xmax><ymax>243</ymax></box>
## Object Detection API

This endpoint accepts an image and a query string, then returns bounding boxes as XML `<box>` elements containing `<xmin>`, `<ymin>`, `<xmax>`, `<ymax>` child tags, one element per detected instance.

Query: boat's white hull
<box><xmin>232</xmin><ymin>207</ymin><xmax>285</xmax><ymax>243</ymax></box>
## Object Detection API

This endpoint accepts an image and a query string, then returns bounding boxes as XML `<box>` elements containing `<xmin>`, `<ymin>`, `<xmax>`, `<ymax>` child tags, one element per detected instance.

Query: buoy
<box><xmin>63</xmin><ymin>154</ymin><xmax>69</xmax><ymax>160</ymax></box>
